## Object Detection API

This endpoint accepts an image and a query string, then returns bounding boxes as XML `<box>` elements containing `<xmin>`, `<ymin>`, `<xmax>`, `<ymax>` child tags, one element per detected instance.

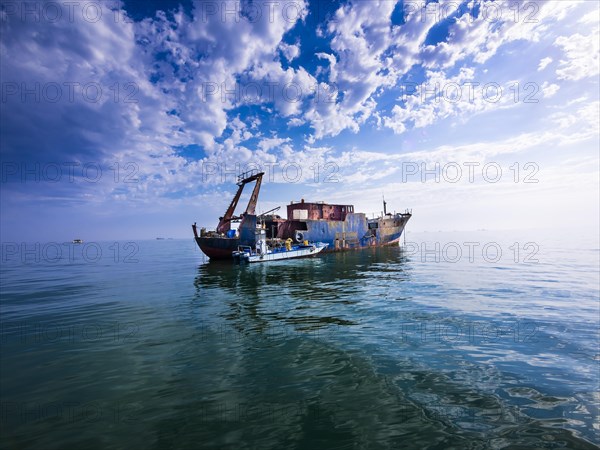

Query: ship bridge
<box><xmin>287</xmin><ymin>199</ymin><xmax>354</xmax><ymax>221</ymax></box>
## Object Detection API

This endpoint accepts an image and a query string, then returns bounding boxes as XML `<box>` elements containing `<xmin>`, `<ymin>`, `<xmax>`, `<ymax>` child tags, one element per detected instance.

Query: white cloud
<box><xmin>131</xmin><ymin>0</ymin><xmax>309</xmax><ymax>147</ymax></box>
<box><xmin>579</xmin><ymin>9</ymin><xmax>599</xmax><ymax>25</ymax></box>
<box><xmin>334</xmin><ymin>97</ymin><xmax>600</xmax><ymax>197</ymax></box>
<box><xmin>279</xmin><ymin>42</ymin><xmax>300</xmax><ymax>62</ymax></box>
<box><xmin>555</xmin><ymin>30</ymin><xmax>600</xmax><ymax>81</ymax></box>
<box><xmin>301</xmin><ymin>0</ymin><xmax>589</xmax><ymax>140</ymax></box>
<box><xmin>548</xmin><ymin>101</ymin><xmax>599</xmax><ymax>133</ymax></box>
<box><xmin>538</xmin><ymin>57</ymin><xmax>553</xmax><ymax>71</ymax></box>
<box><xmin>315</xmin><ymin>52</ymin><xmax>337</xmax><ymax>81</ymax></box>
<box><xmin>421</xmin><ymin>1</ymin><xmax>580</xmax><ymax>70</ymax></box>
<box><xmin>540</xmin><ymin>81</ymin><xmax>560</xmax><ymax>98</ymax></box>
<box><xmin>383</xmin><ymin>67</ymin><xmax>526</xmax><ymax>134</ymax></box>
<box><xmin>258</xmin><ymin>136</ymin><xmax>291</xmax><ymax>152</ymax></box>
<box><xmin>0</xmin><ymin>2</ymin><xmax>181</xmax><ymax>166</ymax></box>
<box><xmin>287</xmin><ymin>117</ymin><xmax>304</xmax><ymax>127</ymax></box>
<box><xmin>244</xmin><ymin>60</ymin><xmax>318</xmax><ymax>117</ymax></box>
<box><xmin>302</xmin><ymin>0</ymin><xmax>405</xmax><ymax>139</ymax></box>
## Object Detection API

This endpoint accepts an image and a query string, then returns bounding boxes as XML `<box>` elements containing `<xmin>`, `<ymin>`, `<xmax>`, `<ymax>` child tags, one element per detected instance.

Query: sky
<box><xmin>0</xmin><ymin>0</ymin><xmax>598</xmax><ymax>241</ymax></box>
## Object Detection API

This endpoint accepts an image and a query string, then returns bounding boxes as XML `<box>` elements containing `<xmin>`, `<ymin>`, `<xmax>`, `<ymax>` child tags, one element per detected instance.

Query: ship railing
<box><xmin>237</xmin><ymin>169</ymin><xmax>260</xmax><ymax>184</ymax></box>
<box><xmin>367</xmin><ymin>209</ymin><xmax>412</xmax><ymax>219</ymax></box>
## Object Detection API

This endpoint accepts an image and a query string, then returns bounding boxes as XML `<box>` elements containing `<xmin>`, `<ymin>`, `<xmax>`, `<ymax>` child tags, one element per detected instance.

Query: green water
<box><xmin>1</xmin><ymin>231</ymin><xmax>598</xmax><ymax>448</ymax></box>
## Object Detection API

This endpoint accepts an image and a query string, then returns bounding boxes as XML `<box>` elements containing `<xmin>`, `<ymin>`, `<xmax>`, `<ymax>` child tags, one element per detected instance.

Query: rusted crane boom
<box><xmin>216</xmin><ymin>171</ymin><xmax>264</xmax><ymax>233</ymax></box>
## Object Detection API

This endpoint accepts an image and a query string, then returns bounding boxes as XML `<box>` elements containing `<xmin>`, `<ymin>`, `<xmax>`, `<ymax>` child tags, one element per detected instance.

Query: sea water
<box><xmin>1</xmin><ymin>229</ymin><xmax>598</xmax><ymax>449</ymax></box>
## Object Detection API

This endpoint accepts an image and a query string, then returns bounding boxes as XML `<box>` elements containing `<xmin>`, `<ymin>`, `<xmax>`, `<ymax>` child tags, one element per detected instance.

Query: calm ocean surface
<box><xmin>1</xmin><ymin>230</ymin><xmax>598</xmax><ymax>449</ymax></box>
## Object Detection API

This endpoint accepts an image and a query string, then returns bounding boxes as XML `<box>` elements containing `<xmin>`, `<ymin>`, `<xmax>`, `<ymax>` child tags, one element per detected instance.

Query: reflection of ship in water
<box><xmin>193</xmin><ymin>246</ymin><xmax>411</xmax><ymax>336</ymax></box>
<box><xmin>192</xmin><ymin>170</ymin><xmax>411</xmax><ymax>260</ymax></box>
<box><xmin>191</xmin><ymin>246</ymin><xmax>413</xmax><ymax>391</ymax></box>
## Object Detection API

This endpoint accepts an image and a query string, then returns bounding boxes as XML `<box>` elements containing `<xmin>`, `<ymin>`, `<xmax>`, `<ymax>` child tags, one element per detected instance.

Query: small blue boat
<box><xmin>232</xmin><ymin>227</ymin><xmax>328</xmax><ymax>263</ymax></box>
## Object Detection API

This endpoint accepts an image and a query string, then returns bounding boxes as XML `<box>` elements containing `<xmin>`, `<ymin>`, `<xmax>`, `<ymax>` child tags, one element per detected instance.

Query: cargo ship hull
<box><xmin>195</xmin><ymin>236</ymin><xmax>241</xmax><ymax>259</ymax></box>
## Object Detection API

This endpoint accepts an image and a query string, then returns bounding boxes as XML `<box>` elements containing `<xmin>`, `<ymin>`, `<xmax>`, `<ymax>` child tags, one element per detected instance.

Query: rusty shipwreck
<box><xmin>192</xmin><ymin>170</ymin><xmax>412</xmax><ymax>260</ymax></box>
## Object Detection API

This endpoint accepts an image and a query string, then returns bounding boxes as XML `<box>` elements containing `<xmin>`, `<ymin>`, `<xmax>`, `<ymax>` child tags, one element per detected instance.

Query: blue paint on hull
<box><xmin>295</xmin><ymin>213</ymin><xmax>410</xmax><ymax>252</ymax></box>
